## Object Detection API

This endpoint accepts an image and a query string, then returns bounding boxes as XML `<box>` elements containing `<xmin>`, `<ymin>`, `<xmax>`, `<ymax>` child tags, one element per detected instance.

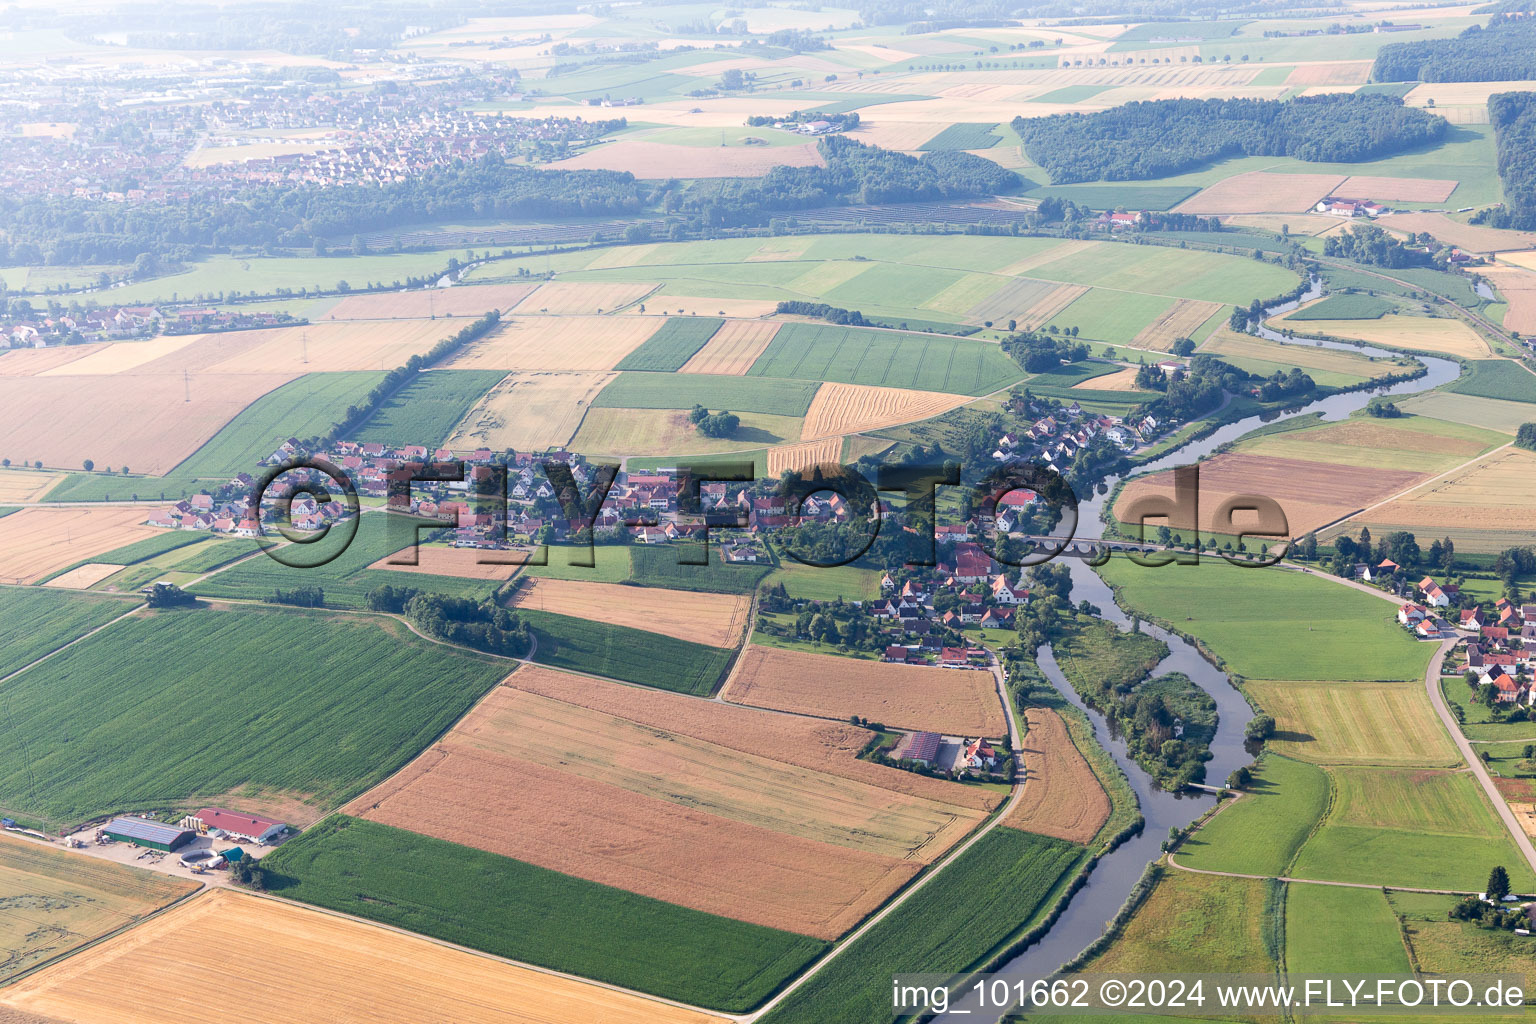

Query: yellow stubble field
<box><xmin>0</xmin><ymin>888</ymin><xmax>719</xmax><ymax>1024</ymax></box>
<box><xmin>0</xmin><ymin>507</ymin><xmax>167</xmax><ymax>584</ymax></box>
<box><xmin>442</xmin><ymin>316</ymin><xmax>662</xmax><ymax>372</ymax></box>
<box><xmin>446</xmin><ymin>370</ymin><xmax>616</xmax><ymax>450</ymax></box>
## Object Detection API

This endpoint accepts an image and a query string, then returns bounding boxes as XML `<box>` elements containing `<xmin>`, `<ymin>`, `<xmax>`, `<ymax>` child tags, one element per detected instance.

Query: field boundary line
<box><xmin>1315</xmin><ymin>441</ymin><xmax>1512</xmax><ymax>537</ymax></box>
<box><xmin>1165</xmin><ymin>852</ymin><xmax>1479</xmax><ymax>896</ymax></box>
<box><xmin>235</xmin><ymin>885</ymin><xmax>739</xmax><ymax>1021</ymax></box>
<box><xmin>739</xmin><ymin>659</ymin><xmax>1023</xmax><ymax>1022</ymax></box>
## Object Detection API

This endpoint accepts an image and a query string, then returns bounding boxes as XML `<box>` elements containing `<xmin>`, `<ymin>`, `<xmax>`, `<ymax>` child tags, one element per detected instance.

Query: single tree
<box><xmin>1486</xmin><ymin>865</ymin><xmax>1510</xmax><ymax>902</ymax></box>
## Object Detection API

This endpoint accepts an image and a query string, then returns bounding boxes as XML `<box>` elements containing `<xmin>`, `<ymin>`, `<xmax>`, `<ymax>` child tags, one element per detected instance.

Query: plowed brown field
<box><xmin>507</xmin><ymin>665</ymin><xmax>998</xmax><ymax>810</ymax></box>
<box><xmin>1176</xmin><ymin>172</ymin><xmax>1346</xmax><ymax>214</ymax></box>
<box><xmin>323</xmin><ymin>283</ymin><xmax>539</xmax><ymax>319</ymax></box>
<box><xmin>1131</xmin><ymin>299</ymin><xmax>1222</xmax><ymax>351</ymax></box>
<box><xmin>1332</xmin><ymin>176</ymin><xmax>1458</xmax><ymax>203</ymax></box>
<box><xmin>507</xmin><ymin>577</ymin><xmax>749</xmax><ymax>647</ymax></box>
<box><xmin>678</xmin><ymin>319</ymin><xmax>780</xmax><ymax>374</ymax></box>
<box><xmin>442</xmin><ymin>316</ymin><xmax>661</xmax><ymax>371</ymax></box>
<box><xmin>1114</xmin><ymin>452</ymin><xmax>1426</xmax><ymax>538</ymax></box>
<box><xmin>723</xmin><ymin>647</ymin><xmax>1007</xmax><ymax>737</ymax></box>
<box><xmin>446</xmin><ymin>370</ymin><xmax>614</xmax><ymax>450</ymax></box>
<box><xmin>1002</xmin><ymin>708</ymin><xmax>1110</xmax><ymax>843</ymax></box>
<box><xmin>0</xmin><ymin>507</ymin><xmax>168</xmax><ymax>583</ymax></box>
<box><xmin>801</xmin><ymin>382</ymin><xmax>971</xmax><ymax>438</ymax></box>
<box><xmin>343</xmin><ymin>680</ymin><xmax>982</xmax><ymax>938</ymax></box>
<box><xmin>0</xmin><ymin>372</ymin><xmax>296</xmax><ymax>474</ymax></box>
<box><xmin>0</xmin><ymin>889</ymin><xmax>716</xmax><ymax>1024</ymax></box>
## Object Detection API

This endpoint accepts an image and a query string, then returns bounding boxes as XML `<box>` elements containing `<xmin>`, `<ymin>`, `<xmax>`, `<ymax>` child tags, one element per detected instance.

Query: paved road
<box><xmin>1421</xmin><ymin>636</ymin><xmax>1536</xmax><ymax>880</ymax></box>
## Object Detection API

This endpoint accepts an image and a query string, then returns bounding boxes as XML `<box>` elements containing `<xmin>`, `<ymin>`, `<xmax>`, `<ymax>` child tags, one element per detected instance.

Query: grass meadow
<box><xmin>592</xmin><ymin>372</ymin><xmax>820</xmax><ymax>415</ymax></box>
<box><xmin>1177</xmin><ymin>754</ymin><xmax>1329</xmax><ymax>877</ymax></box>
<box><xmin>629</xmin><ymin>543</ymin><xmax>774</xmax><ymax>593</ymax></box>
<box><xmin>1085</xmin><ymin>870</ymin><xmax>1278</xmax><ymax>975</ymax></box>
<box><xmin>760</xmin><ymin>829</ymin><xmax>1085</xmax><ymax>1024</ymax></box>
<box><xmin>1287</xmin><ymin>294</ymin><xmax>1396</xmax><ymax>321</ymax></box>
<box><xmin>1096</xmin><ymin>558</ymin><xmax>1432</xmax><ymax>682</ymax></box>
<box><xmin>0</xmin><ymin>605</ymin><xmax>507</xmax><ymax>828</ymax></box>
<box><xmin>262</xmin><ymin>816</ymin><xmax>825</xmax><ymax>1013</ymax></box>
<box><xmin>1284</xmin><ymin>884</ymin><xmax>1411</xmax><ymax>976</ymax></box>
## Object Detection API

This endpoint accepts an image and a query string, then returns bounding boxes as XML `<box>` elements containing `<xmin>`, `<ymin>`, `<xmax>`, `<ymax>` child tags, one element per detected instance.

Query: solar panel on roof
<box><xmin>104</xmin><ymin>817</ymin><xmax>189</xmax><ymax>844</ymax></box>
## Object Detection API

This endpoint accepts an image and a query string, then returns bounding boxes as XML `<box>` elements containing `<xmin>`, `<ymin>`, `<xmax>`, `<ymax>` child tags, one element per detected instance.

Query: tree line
<box><xmin>1322</xmin><ymin>223</ymin><xmax>1440</xmax><ymax>268</ymax></box>
<box><xmin>1471</xmin><ymin>92</ymin><xmax>1536</xmax><ymax>232</ymax></box>
<box><xmin>1372</xmin><ymin>14</ymin><xmax>1536</xmax><ymax>83</ymax></box>
<box><xmin>1011</xmin><ymin>93</ymin><xmax>1447</xmax><ymax>183</ymax></box>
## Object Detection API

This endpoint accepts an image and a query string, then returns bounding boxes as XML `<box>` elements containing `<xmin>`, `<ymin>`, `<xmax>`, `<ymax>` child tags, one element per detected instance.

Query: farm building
<box><xmin>900</xmin><ymin>731</ymin><xmax>942</xmax><ymax>765</ymax></box>
<box><xmin>184</xmin><ymin>807</ymin><xmax>286</xmax><ymax>845</ymax></box>
<box><xmin>100</xmin><ymin>817</ymin><xmax>193</xmax><ymax>851</ymax></box>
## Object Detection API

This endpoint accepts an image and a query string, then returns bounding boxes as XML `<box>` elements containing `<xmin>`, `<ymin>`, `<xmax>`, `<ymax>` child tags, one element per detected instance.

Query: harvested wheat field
<box><xmin>848</xmin><ymin>122</ymin><xmax>942</xmax><ymax>150</ymax></box>
<box><xmin>678</xmin><ymin>319</ymin><xmax>779</xmax><ymax>374</ymax></box>
<box><xmin>1114</xmin><ymin>452</ymin><xmax>1426</xmax><ymax>538</ymax></box>
<box><xmin>1176</xmin><ymin>172</ymin><xmax>1346</xmax><ymax>215</ymax></box>
<box><xmin>1378</xmin><ymin>212</ymin><xmax>1536</xmax><ymax>254</ymax></box>
<box><xmin>1513</xmin><ymin>804</ymin><xmax>1536</xmax><ymax>839</ymax></box>
<box><xmin>1334</xmin><ymin>446</ymin><xmax>1536</xmax><ymax>553</ymax></box>
<box><xmin>343</xmin><ymin>682</ymin><xmax>973</xmax><ymax>938</ymax></box>
<box><xmin>1273</xmin><ymin>312</ymin><xmax>1491</xmax><ymax>358</ymax></box>
<box><xmin>1239</xmin><ymin>417</ymin><xmax>1492</xmax><ymax>473</ymax></box>
<box><xmin>0</xmin><ymin>372</ymin><xmax>295</xmax><ymax>475</ymax></box>
<box><xmin>1018</xmin><ymin>283</ymin><xmax>1091</xmax><ymax>330</ymax></box>
<box><xmin>1131</xmin><ymin>299</ymin><xmax>1223</xmax><ymax>351</ymax></box>
<box><xmin>509</xmin><ymin>577</ymin><xmax>749</xmax><ymax>647</ymax></box>
<box><xmin>1003</xmin><ymin>708</ymin><xmax>1111</xmax><ymax>843</ymax></box>
<box><xmin>1497</xmin><ymin>250</ymin><xmax>1536</xmax><ymax>272</ymax></box>
<box><xmin>368</xmin><ymin>545</ymin><xmax>524</xmax><ymax>581</ymax></box>
<box><xmin>442</xmin><ymin>316</ymin><xmax>661</xmax><ymax>372</ymax></box>
<box><xmin>724</xmin><ymin>647</ymin><xmax>1007</xmax><ymax>738</ymax></box>
<box><xmin>512</xmin><ymin>281</ymin><xmax>657</xmax><ymax>315</ymax></box>
<box><xmin>551</xmin><ymin>139</ymin><xmax>824</xmax><ymax>178</ymax></box>
<box><xmin>41</xmin><ymin>563</ymin><xmax>127</xmax><ymax>590</ymax></box>
<box><xmin>199</xmin><ymin>320</ymin><xmax>465</xmax><ymax>374</ymax></box>
<box><xmin>1481</xmin><ymin>265</ymin><xmax>1536</xmax><ymax>333</ymax></box>
<box><xmin>1285</xmin><ymin>61</ymin><xmax>1372</xmax><ymax>86</ymax></box>
<box><xmin>1221</xmin><ymin>213</ymin><xmax>1353</xmax><ymax>236</ymax></box>
<box><xmin>0</xmin><ymin>469</ymin><xmax>62</xmax><ymax>502</ymax></box>
<box><xmin>648</xmin><ymin>296</ymin><xmax>780</xmax><ymax>318</ymax></box>
<box><xmin>768</xmin><ymin>437</ymin><xmax>844</xmax><ymax>476</ymax></box>
<box><xmin>36</xmin><ymin>335</ymin><xmax>203</xmax><ymax>376</ymax></box>
<box><xmin>508</xmin><ymin>665</ymin><xmax>998</xmax><ymax>810</ymax></box>
<box><xmin>1332</xmin><ymin>176</ymin><xmax>1458</xmax><ymax>203</ymax></box>
<box><xmin>446</xmin><ymin>370</ymin><xmax>614</xmax><ymax>450</ymax></box>
<box><xmin>0</xmin><ymin>832</ymin><xmax>196</xmax><ymax>986</ymax></box>
<box><xmin>0</xmin><ymin>888</ymin><xmax>716</xmax><ymax>1024</ymax></box>
<box><xmin>323</xmin><ymin>283</ymin><xmax>539</xmax><ymax>319</ymax></box>
<box><xmin>0</xmin><ymin>507</ymin><xmax>168</xmax><ymax>584</ymax></box>
<box><xmin>1072</xmin><ymin>367</ymin><xmax>1144</xmax><ymax>391</ymax></box>
<box><xmin>0</xmin><ymin>344</ymin><xmax>103</xmax><ymax>376</ymax></box>
<box><xmin>802</xmin><ymin>382</ymin><xmax>971</xmax><ymax>438</ymax></box>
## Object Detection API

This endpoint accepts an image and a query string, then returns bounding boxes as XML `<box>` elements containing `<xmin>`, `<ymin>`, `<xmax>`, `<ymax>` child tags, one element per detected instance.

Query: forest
<box><xmin>1012</xmin><ymin>93</ymin><xmax>1447</xmax><ymax>183</ymax></box>
<box><xmin>1372</xmin><ymin>14</ymin><xmax>1536</xmax><ymax>83</ymax></box>
<box><xmin>1471</xmin><ymin>92</ymin><xmax>1536</xmax><ymax>232</ymax></box>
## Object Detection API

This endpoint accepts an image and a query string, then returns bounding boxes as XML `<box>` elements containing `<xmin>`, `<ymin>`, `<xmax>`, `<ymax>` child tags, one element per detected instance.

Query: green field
<box><xmin>1045</xmin><ymin>289</ymin><xmax>1177</xmax><ymax>345</ymax></box>
<box><xmin>520</xmin><ymin>608</ymin><xmax>734</xmax><ymax>695</ymax></box>
<box><xmin>1284</xmin><ymin>884</ymin><xmax>1411</xmax><ymax>976</ymax></box>
<box><xmin>629</xmin><ymin>543</ymin><xmax>774</xmax><ymax>593</ymax></box>
<box><xmin>352</xmin><ymin>369</ymin><xmax>506</xmax><ymax>448</ymax></box>
<box><xmin>1287</xmin><ymin>294</ymin><xmax>1396</xmax><ymax>321</ymax></box>
<box><xmin>0</xmin><ymin>589</ymin><xmax>130</xmax><ymax>681</ymax></box>
<box><xmin>0</xmin><ymin>605</ymin><xmax>507</xmax><ymax>827</ymax></box>
<box><xmin>1029</xmin><ymin>84</ymin><xmax>1114</xmax><ymax>104</ymax></box>
<box><xmin>1085</xmin><ymin>870</ymin><xmax>1278</xmax><ymax>975</ymax></box>
<box><xmin>1289</xmin><ymin>766</ymin><xmax>1535</xmax><ymax>891</ymax></box>
<box><xmin>1097</xmin><ymin>559</ymin><xmax>1432</xmax><ymax>682</ymax></box>
<box><xmin>1178</xmin><ymin>754</ymin><xmax>1329</xmax><ymax>877</ymax></box>
<box><xmin>760</xmin><ymin>829</ymin><xmax>1086</xmax><ymax>1024</ymax></box>
<box><xmin>523</xmin><ymin>543</ymin><xmax>634</xmax><ymax>583</ymax></box>
<box><xmin>918</xmin><ymin>122</ymin><xmax>1002</xmax><ymax>150</ymax></box>
<box><xmin>89</xmin><ymin>252</ymin><xmax>466</xmax><ymax>304</ymax></box>
<box><xmin>763</xmin><ymin>558</ymin><xmax>881</xmax><ymax>601</ymax></box>
<box><xmin>190</xmin><ymin>511</ymin><xmax>501</xmax><ymax>609</ymax></box>
<box><xmin>746</xmin><ymin>322</ymin><xmax>1023</xmax><ymax>395</ymax></box>
<box><xmin>592</xmin><ymin>372</ymin><xmax>820</xmax><ymax>414</ymax></box>
<box><xmin>613</xmin><ymin>316</ymin><xmax>723</xmax><ymax>371</ymax></box>
<box><xmin>1445</xmin><ymin>359</ymin><xmax>1536</xmax><ymax>404</ymax></box>
<box><xmin>1440</xmin><ymin>676</ymin><xmax>1536</xmax><ymax>742</ymax></box>
<box><xmin>262</xmin><ymin>816</ymin><xmax>824</xmax><ymax>1013</ymax></box>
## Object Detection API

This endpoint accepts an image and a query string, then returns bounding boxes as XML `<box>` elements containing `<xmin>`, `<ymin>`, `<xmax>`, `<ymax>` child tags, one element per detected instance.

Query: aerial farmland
<box><xmin>2</xmin><ymin>0</ymin><xmax>1536</xmax><ymax>1020</ymax></box>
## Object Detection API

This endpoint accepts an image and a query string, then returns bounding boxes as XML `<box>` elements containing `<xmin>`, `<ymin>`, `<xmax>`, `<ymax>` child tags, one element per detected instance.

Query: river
<box><xmin>934</xmin><ymin>279</ymin><xmax>1463</xmax><ymax>1022</ymax></box>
